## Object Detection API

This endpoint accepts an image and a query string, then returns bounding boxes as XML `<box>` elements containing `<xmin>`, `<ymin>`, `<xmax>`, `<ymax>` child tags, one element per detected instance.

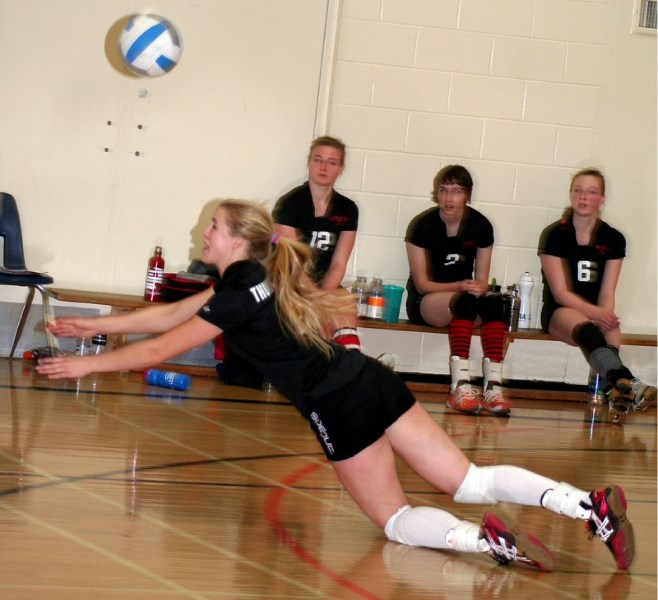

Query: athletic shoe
<box><xmin>585</xmin><ymin>485</ymin><xmax>634</xmax><ymax>569</ymax></box>
<box><xmin>608</xmin><ymin>378</ymin><xmax>656</xmax><ymax>423</ymax></box>
<box><xmin>629</xmin><ymin>378</ymin><xmax>656</xmax><ymax>411</ymax></box>
<box><xmin>483</xmin><ymin>385</ymin><xmax>511</xmax><ymax>416</ymax></box>
<box><xmin>447</xmin><ymin>383</ymin><xmax>482</xmax><ymax>414</ymax></box>
<box><xmin>480</xmin><ymin>510</ymin><xmax>555</xmax><ymax>572</ymax></box>
<box><xmin>608</xmin><ymin>380</ymin><xmax>633</xmax><ymax>424</ymax></box>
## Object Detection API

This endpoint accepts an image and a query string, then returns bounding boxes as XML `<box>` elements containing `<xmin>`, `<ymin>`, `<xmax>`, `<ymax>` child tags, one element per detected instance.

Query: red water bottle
<box><xmin>144</xmin><ymin>245</ymin><xmax>165</xmax><ymax>302</ymax></box>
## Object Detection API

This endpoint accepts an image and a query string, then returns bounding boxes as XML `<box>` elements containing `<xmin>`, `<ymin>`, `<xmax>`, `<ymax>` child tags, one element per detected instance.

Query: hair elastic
<box><xmin>270</xmin><ymin>233</ymin><xmax>280</xmax><ymax>245</ymax></box>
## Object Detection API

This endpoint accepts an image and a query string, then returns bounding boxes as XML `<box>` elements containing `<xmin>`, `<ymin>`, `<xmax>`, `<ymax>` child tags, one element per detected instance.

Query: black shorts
<box><xmin>405</xmin><ymin>291</ymin><xmax>428</xmax><ymax>325</ymax></box>
<box><xmin>306</xmin><ymin>358</ymin><xmax>416</xmax><ymax>461</ymax></box>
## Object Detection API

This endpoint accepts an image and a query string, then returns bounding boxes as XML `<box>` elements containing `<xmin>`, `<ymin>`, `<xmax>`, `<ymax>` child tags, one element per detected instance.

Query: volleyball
<box><xmin>119</xmin><ymin>14</ymin><xmax>182</xmax><ymax>77</ymax></box>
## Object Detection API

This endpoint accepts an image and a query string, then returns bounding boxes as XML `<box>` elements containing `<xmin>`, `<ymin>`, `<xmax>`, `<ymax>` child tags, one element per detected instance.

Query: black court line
<box><xmin>0</xmin><ymin>452</ymin><xmax>325</xmax><ymax>498</ymax></box>
<box><xmin>1</xmin><ymin>382</ymin><xmax>292</xmax><ymax>406</ymax></box>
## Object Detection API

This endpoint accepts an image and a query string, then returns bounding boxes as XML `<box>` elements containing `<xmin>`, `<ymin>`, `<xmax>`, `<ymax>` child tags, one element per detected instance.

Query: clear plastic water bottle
<box><xmin>90</xmin><ymin>334</ymin><xmax>108</xmax><ymax>354</ymax></box>
<box><xmin>518</xmin><ymin>272</ymin><xmax>534</xmax><ymax>329</ymax></box>
<box><xmin>76</xmin><ymin>337</ymin><xmax>92</xmax><ymax>356</ymax></box>
<box><xmin>587</xmin><ymin>369</ymin><xmax>605</xmax><ymax>406</ymax></box>
<box><xmin>351</xmin><ymin>272</ymin><xmax>370</xmax><ymax>318</ymax></box>
<box><xmin>366</xmin><ymin>275</ymin><xmax>384</xmax><ymax>320</ymax></box>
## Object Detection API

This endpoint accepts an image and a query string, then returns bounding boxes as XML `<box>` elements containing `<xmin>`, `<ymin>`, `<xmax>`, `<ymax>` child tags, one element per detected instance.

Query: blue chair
<box><xmin>0</xmin><ymin>192</ymin><xmax>55</xmax><ymax>357</ymax></box>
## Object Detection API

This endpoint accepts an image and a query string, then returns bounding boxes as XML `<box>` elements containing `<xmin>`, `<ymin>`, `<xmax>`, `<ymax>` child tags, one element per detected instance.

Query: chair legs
<box><xmin>9</xmin><ymin>285</ymin><xmax>56</xmax><ymax>358</ymax></box>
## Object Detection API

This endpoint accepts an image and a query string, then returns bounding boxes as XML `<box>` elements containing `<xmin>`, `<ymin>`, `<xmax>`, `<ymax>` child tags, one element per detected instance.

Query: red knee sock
<box><xmin>449</xmin><ymin>319</ymin><xmax>474</xmax><ymax>358</ymax></box>
<box><xmin>481</xmin><ymin>320</ymin><xmax>505</xmax><ymax>363</ymax></box>
<box><xmin>333</xmin><ymin>327</ymin><xmax>361</xmax><ymax>351</ymax></box>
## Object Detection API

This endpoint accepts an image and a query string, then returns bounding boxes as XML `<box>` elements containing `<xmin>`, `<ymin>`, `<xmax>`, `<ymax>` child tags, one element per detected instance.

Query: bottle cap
<box><xmin>92</xmin><ymin>334</ymin><xmax>108</xmax><ymax>346</ymax></box>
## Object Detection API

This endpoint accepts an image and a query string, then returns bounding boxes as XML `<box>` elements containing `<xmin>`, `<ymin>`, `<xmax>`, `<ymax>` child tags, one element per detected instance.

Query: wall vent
<box><xmin>633</xmin><ymin>0</ymin><xmax>657</xmax><ymax>33</ymax></box>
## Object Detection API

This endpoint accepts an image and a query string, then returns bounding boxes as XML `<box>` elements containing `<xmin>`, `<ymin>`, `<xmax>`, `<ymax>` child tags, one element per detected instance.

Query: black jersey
<box><xmin>538</xmin><ymin>217</ymin><xmax>626</xmax><ymax>309</ymax></box>
<box><xmin>404</xmin><ymin>206</ymin><xmax>494</xmax><ymax>300</ymax></box>
<box><xmin>197</xmin><ymin>260</ymin><xmax>366</xmax><ymax>416</ymax></box>
<box><xmin>272</xmin><ymin>182</ymin><xmax>358</xmax><ymax>283</ymax></box>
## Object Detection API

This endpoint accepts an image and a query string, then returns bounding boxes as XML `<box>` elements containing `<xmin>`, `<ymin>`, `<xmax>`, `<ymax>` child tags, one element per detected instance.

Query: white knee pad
<box><xmin>453</xmin><ymin>463</ymin><xmax>498</xmax><ymax>504</ymax></box>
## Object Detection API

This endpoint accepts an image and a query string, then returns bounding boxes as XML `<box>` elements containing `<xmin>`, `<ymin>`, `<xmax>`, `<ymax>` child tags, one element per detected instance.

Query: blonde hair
<box><xmin>217</xmin><ymin>200</ymin><xmax>353</xmax><ymax>356</ymax></box>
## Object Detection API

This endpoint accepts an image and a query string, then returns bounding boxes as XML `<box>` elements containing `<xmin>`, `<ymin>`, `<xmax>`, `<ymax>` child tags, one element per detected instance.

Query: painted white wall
<box><xmin>0</xmin><ymin>0</ymin><xmax>330</xmax><ymax>301</ymax></box>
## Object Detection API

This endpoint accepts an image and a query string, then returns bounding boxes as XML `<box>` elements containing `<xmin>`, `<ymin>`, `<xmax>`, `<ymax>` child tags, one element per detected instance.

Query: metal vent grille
<box><xmin>634</xmin><ymin>0</ymin><xmax>658</xmax><ymax>33</ymax></box>
<box><xmin>639</xmin><ymin>0</ymin><xmax>657</xmax><ymax>28</ymax></box>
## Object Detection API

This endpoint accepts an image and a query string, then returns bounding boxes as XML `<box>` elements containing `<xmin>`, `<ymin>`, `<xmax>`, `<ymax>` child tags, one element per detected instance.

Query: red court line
<box><xmin>264</xmin><ymin>460</ymin><xmax>382</xmax><ymax>600</ymax></box>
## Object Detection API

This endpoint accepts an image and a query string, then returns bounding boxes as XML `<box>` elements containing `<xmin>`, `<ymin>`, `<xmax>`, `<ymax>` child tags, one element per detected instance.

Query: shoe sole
<box><xmin>482</xmin><ymin>510</ymin><xmax>555</xmax><ymax>572</ymax></box>
<box><xmin>447</xmin><ymin>400</ymin><xmax>482</xmax><ymax>414</ymax></box>
<box><xmin>486</xmin><ymin>404</ymin><xmax>511</xmax><ymax>416</ymax></box>
<box><xmin>598</xmin><ymin>487</ymin><xmax>635</xmax><ymax>570</ymax></box>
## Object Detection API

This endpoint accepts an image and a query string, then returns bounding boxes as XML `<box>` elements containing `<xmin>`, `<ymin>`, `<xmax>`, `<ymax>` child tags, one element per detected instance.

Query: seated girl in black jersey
<box><xmin>538</xmin><ymin>167</ymin><xmax>656</xmax><ymax>423</ymax></box>
<box><xmin>405</xmin><ymin>165</ymin><xmax>509</xmax><ymax>415</ymax></box>
<box><xmin>37</xmin><ymin>199</ymin><xmax>633</xmax><ymax>571</ymax></box>
<box><xmin>273</xmin><ymin>135</ymin><xmax>361</xmax><ymax>353</ymax></box>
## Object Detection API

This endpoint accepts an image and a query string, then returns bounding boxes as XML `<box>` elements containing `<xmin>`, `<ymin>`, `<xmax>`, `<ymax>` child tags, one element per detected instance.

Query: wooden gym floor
<box><xmin>0</xmin><ymin>358</ymin><xmax>655</xmax><ymax>599</ymax></box>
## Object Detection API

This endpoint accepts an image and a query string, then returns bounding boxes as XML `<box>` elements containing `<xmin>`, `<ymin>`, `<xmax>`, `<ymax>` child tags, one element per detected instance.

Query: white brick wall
<box><xmin>328</xmin><ymin>0</ymin><xmax>656</xmax><ymax>335</ymax></box>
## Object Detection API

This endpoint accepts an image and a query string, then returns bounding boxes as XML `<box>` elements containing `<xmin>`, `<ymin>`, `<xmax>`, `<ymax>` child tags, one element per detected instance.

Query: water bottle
<box><xmin>144</xmin><ymin>245</ymin><xmax>165</xmax><ymax>302</ymax></box>
<box><xmin>90</xmin><ymin>334</ymin><xmax>108</xmax><ymax>354</ymax></box>
<box><xmin>504</xmin><ymin>284</ymin><xmax>520</xmax><ymax>332</ymax></box>
<box><xmin>518</xmin><ymin>272</ymin><xmax>534</xmax><ymax>329</ymax></box>
<box><xmin>76</xmin><ymin>337</ymin><xmax>92</xmax><ymax>356</ymax></box>
<box><xmin>366</xmin><ymin>275</ymin><xmax>385</xmax><ymax>320</ymax></box>
<box><xmin>143</xmin><ymin>368</ymin><xmax>191</xmax><ymax>391</ymax></box>
<box><xmin>587</xmin><ymin>369</ymin><xmax>605</xmax><ymax>406</ymax></box>
<box><xmin>351</xmin><ymin>272</ymin><xmax>370</xmax><ymax>318</ymax></box>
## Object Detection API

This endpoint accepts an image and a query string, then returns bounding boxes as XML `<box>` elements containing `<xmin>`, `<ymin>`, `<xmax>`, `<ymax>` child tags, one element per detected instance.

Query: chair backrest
<box><xmin>0</xmin><ymin>192</ymin><xmax>27</xmax><ymax>270</ymax></box>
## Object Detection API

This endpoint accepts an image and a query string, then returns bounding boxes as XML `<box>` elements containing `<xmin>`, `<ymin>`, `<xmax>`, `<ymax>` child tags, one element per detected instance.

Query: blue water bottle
<box><xmin>143</xmin><ymin>368</ymin><xmax>191</xmax><ymax>391</ymax></box>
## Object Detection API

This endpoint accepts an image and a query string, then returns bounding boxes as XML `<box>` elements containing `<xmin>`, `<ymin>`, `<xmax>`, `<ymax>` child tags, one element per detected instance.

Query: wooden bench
<box><xmin>357</xmin><ymin>318</ymin><xmax>657</xmax><ymax>348</ymax></box>
<box><xmin>48</xmin><ymin>287</ymin><xmax>657</xmax><ymax>348</ymax></box>
<box><xmin>45</xmin><ymin>288</ymin><xmax>657</xmax><ymax>393</ymax></box>
<box><xmin>357</xmin><ymin>318</ymin><xmax>657</xmax><ymax>399</ymax></box>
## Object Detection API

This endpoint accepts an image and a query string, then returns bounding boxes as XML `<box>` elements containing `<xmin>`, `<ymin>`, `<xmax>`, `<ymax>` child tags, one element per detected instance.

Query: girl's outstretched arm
<box><xmin>47</xmin><ymin>287</ymin><xmax>215</xmax><ymax>339</ymax></box>
<box><xmin>37</xmin><ymin>315</ymin><xmax>221</xmax><ymax>380</ymax></box>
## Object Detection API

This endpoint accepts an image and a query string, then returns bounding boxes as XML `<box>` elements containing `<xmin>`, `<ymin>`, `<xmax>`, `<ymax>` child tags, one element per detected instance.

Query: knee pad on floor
<box><xmin>450</xmin><ymin>292</ymin><xmax>478</xmax><ymax>320</ymax></box>
<box><xmin>477</xmin><ymin>293</ymin><xmax>504</xmax><ymax>322</ymax></box>
<box><xmin>453</xmin><ymin>463</ymin><xmax>498</xmax><ymax>504</ymax></box>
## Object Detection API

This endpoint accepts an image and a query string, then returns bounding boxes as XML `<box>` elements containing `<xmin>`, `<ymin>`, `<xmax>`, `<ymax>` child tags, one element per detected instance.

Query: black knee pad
<box><xmin>450</xmin><ymin>292</ymin><xmax>478</xmax><ymax>320</ymax></box>
<box><xmin>573</xmin><ymin>322</ymin><xmax>606</xmax><ymax>359</ymax></box>
<box><xmin>477</xmin><ymin>293</ymin><xmax>504</xmax><ymax>322</ymax></box>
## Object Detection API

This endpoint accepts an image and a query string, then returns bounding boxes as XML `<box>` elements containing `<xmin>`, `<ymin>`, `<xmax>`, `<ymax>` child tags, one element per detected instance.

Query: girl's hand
<box><xmin>47</xmin><ymin>318</ymin><xmax>100</xmax><ymax>339</ymax></box>
<box><xmin>36</xmin><ymin>355</ymin><xmax>93</xmax><ymax>380</ymax></box>
<box><xmin>589</xmin><ymin>306</ymin><xmax>620</xmax><ymax>332</ymax></box>
<box><xmin>459</xmin><ymin>279</ymin><xmax>485</xmax><ymax>296</ymax></box>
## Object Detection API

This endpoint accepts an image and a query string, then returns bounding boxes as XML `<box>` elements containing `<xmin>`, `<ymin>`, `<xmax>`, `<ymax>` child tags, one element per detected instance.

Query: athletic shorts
<box><xmin>306</xmin><ymin>358</ymin><xmax>416</xmax><ymax>461</ymax></box>
<box><xmin>540</xmin><ymin>300</ymin><xmax>560</xmax><ymax>332</ymax></box>
<box><xmin>405</xmin><ymin>292</ymin><xmax>428</xmax><ymax>325</ymax></box>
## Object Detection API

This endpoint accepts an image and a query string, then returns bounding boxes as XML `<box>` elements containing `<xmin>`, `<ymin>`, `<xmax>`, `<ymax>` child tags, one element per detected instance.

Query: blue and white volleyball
<box><xmin>119</xmin><ymin>14</ymin><xmax>182</xmax><ymax>77</ymax></box>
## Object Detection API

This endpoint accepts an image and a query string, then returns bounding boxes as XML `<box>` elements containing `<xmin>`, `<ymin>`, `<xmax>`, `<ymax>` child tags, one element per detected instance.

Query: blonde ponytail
<box><xmin>218</xmin><ymin>200</ymin><xmax>353</xmax><ymax>356</ymax></box>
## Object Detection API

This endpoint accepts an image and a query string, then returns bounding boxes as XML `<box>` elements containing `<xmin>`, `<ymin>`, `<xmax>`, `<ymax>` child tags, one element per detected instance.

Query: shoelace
<box><xmin>486</xmin><ymin>533</ymin><xmax>532</xmax><ymax>565</ymax></box>
<box><xmin>588</xmin><ymin>512</ymin><xmax>613</xmax><ymax>542</ymax></box>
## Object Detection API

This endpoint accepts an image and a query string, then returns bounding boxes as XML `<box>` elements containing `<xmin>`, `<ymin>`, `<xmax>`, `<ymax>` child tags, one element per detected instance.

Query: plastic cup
<box><xmin>382</xmin><ymin>285</ymin><xmax>404</xmax><ymax>323</ymax></box>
